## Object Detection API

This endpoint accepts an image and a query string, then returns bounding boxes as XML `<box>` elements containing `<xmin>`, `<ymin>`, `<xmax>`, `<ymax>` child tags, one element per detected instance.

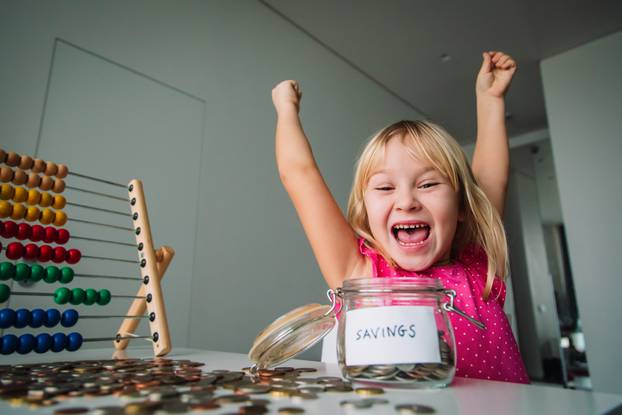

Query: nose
<box><xmin>395</xmin><ymin>187</ymin><xmax>420</xmax><ymax>211</ymax></box>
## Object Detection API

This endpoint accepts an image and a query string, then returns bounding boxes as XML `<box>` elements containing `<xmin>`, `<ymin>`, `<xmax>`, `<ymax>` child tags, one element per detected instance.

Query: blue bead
<box><xmin>51</xmin><ymin>333</ymin><xmax>66</xmax><ymax>352</ymax></box>
<box><xmin>1</xmin><ymin>334</ymin><xmax>18</xmax><ymax>354</ymax></box>
<box><xmin>61</xmin><ymin>309</ymin><xmax>79</xmax><ymax>328</ymax></box>
<box><xmin>30</xmin><ymin>309</ymin><xmax>45</xmax><ymax>328</ymax></box>
<box><xmin>14</xmin><ymin>308</ymin><xmax>31</xmax><ymax>329</ymax></box>
<box><xmin>0</xmin><ymin>308</ymin><xmax>16</xmax><ymax>329</ymax></box>
<box><xmin>17</xmin><ymin>334</ymin><xmax>35</xmax><ymax>354</ymax></box>
<box><xmin>66</xmin><ymin>332</ymin><xmax>83</xmax><ymax>352</ymax></box>
<box><xmin>35</xmin><ymin>333</ymin><xmax>52</xmax><ymax>353</ymax></box>
<box><xmin>44</xmin><ymin>309</ymin><xmax>61</xmax><ymax>328</ymax></box>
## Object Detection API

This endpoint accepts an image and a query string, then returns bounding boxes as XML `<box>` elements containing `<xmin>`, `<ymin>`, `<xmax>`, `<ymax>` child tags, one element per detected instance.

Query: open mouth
<box><xmin>391</xmin><ymin>223</ymin><xmax>430</xmax><ymax>246</ymax></box>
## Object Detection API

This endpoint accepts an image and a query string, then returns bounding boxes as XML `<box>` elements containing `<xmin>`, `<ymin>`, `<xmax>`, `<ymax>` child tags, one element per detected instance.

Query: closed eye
<box><xmin>375</xmin><ymin>186</ymin><xmax>394</xmax><ymax>191</ymax></box>
<box><xmin>419</xmin><ymin>182</ymin><xmax>439</xmax><ymax>189</ymax></box>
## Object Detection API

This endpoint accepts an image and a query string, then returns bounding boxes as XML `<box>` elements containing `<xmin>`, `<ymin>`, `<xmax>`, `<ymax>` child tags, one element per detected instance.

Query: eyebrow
<box><xmin>370</xmin><ymin>166</ymin><xmax>437</xmax><ymax>177</ymax></box>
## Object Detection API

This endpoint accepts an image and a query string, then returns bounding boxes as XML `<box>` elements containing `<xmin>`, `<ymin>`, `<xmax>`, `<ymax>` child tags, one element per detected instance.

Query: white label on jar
<box><xmin>344</xmin><ymin>305</ymin><xmax>440</xmax><ymax>366</ymax></box>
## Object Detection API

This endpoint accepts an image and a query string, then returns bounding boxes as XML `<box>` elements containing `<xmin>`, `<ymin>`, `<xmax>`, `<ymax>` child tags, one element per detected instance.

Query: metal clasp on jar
<box><xmin>442</xmin><ymin>289</ymin><xmax>487</xmax><ymax>330</ymax></box>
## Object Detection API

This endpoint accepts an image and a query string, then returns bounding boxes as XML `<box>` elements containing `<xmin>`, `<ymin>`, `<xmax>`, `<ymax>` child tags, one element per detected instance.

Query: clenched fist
<box><xmin>272</xmin><ymin>80</ymin><xmax>302</xmax><ymax>115</ymax></box>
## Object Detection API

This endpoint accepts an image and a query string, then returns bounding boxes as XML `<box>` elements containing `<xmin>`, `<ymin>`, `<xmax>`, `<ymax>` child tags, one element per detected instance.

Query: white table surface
<box><xmin>1</xmin><ymin>347</ymin><xmax>621</xmax><ymax>414</ymax></box>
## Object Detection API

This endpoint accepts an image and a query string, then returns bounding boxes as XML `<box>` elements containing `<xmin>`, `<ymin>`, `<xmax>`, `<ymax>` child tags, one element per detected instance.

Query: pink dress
<box><xmin>359</xmin><ymin>238</ymin><xmax>529</xmax><ymax>384</ymax></box>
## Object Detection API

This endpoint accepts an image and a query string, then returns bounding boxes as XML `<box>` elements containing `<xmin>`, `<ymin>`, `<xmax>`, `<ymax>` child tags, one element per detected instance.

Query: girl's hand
<box><xmin>476</xmin><ymin>51</ymin><xmax>517</xmax><ymax>98</ymax></box>
<box><xmin>272</xmin><ymin>80</ymin><xmax>302</xmax><ymax>115</ymax></box>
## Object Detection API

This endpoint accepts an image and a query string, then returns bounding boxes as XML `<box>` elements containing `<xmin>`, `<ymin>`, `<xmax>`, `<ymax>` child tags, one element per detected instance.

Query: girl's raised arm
<box><xmin>272</xmin><ymin>81</ymin><xmax>362</xmax><ymax>289</ymax></box>
<box><xmin>471</xmin><ymin>51</ymin><xmax>517</xmax><ymax>216</ymax></box>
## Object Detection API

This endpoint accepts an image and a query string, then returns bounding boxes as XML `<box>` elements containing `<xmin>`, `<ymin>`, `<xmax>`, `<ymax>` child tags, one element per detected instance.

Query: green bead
<box><xmin>44</xmin><ymin>266</ymin><xmax>61</xmax><ymax>284</ymax></box>
<box><xmin>14</xmin><ymin>263</ymin><xmax>30</xmax><ymax>281</ymax></box>
<box><xmin>0</xmin><ymin>262</ymin><xmax>15</xmax><ymax>281</ymax></box>
<box><xmin>97</xmin><ymin>289</ymin><xmax>111</xmax><ymax>306</ymax></box>
<box><xmin>29</xmin><ymin>264</ymin><xmax>44</xmax><ymax>282</ymax></box>
<box><xmin>0</xmin><ymin>283</ymin><xmax>11</xmax><ymax>303</ymax></box>
<box><xmin>70</xmin><ymin>288</ymin><xmax>85</xmax><ymax>305</ymax></box>
<box><xmin>59</xmin><ymin>267</ymin><xmax>74</xmax><ymax>284</ymax></box>
<box><xmin>84</xmin><ymin>288</ymin><xmax>97</xmax><ymax>305</ymax></box>
<box><xmin>54</xmin><ymin>287</ymin><xmax>71</xmax><ymax>305</ymax></box>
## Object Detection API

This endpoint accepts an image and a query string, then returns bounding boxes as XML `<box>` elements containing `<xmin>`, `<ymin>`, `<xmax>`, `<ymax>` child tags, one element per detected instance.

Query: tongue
<box><xmin>397</xmin><ymin>228</ymin><xmax>428</xmax><ymax>244</ymax></box>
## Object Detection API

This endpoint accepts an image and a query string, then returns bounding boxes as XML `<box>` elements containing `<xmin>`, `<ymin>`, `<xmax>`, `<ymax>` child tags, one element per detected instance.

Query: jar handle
<box><xmin>442</xmin><ymin>289</ymin><xmax>487</xmax><ymax>330</ymax></box>
<box><xmin>325</xmin><ymin>288</ymin><xmax>341</xmax><ymax>317</ymax></box>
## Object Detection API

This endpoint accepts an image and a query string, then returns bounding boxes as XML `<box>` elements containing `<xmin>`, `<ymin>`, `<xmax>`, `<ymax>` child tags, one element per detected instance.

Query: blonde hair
<box><xmin>347</xmin><ymin>120</ymin><xmax>508</xmax><ymax>300</ymax></box>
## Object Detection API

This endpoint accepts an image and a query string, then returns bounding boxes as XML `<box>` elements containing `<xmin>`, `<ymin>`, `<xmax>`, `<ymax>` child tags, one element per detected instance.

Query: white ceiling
<box><xmin>262</xmin><ymin>0</ymin><xmax>622</xmax><ymax>143</ymax></box>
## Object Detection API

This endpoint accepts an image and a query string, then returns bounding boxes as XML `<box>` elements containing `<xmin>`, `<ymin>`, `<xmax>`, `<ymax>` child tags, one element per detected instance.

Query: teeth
<box><xmin>392</xmin><ymin>224</ymin><xmax>428</xmax><ymax>230</ymax></box>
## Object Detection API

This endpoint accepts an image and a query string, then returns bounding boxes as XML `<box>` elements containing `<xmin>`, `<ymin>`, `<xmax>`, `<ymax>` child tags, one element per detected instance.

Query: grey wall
<box><xmin>0</xmin><ymin>1</ymin><xmax>419</xmax><ymax>358</ymax></box>
<box><xmin>541</xmin><ymin>31</ymin><xmax>622</xmax><ymax>394</ymax></box>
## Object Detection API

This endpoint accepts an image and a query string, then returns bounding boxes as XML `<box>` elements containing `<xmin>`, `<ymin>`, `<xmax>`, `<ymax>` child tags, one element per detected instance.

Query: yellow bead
<box><xmin>13</xmin><ymin>186</ymin><xmax>27</xmax><ymax>203</ymax></box>
<box><xmin>52</xmin><ymin>195</ymin><xmax>66</xmax><ymax>210</ymax></box>
<box><xmin>27</xmin><ymin>189</ymin><xmax>41</xmax><ymax>206</ymax></box>
<box><xmin>53</xmin><ymin>210</ymin><xmax>67</xmax><ymax>226</ymax></box>
<box><xmin>40</xmin><ymin>208</ymin><xmax>54</xmax><ymax>224</ymax></box>
<box><xmin>10</xmin><ymin>203</ymin><xmax>26</xmax><ymax>220</ymax></box>
<box><xmin>0</xmin><ymin>184</ymin><xmax>13</xmax><ymax>200</ymax></box>
<box><xmin>0</xmin><ymin>200</ymin><xmax>11</xmax><ymax>218</ymax></box>
<box><xmin>39</xmin><ymin>192</ymin><xmax>52</xmax><ymax>207</ymax></box>
<box><xmin>25</xmin><ymin>206</ymin><xmax>40</xmax><ymax>222</ymax></box>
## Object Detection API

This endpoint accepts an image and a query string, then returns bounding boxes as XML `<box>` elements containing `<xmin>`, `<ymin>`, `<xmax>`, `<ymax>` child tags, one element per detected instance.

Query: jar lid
<box><xmin>341</xmin><ymin>277</ymin><xmax>443</xmax><ymax>294</ymax></box>
<box><xmin>248</xmin><ymin>301</ymin><xmax>336</xmax><ymax>369</ymax></box>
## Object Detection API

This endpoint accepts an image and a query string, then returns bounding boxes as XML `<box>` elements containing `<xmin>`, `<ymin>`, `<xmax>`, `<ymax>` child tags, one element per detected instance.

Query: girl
<box><xmin>272</xmin><ymin>52</ymin><xmax>528</xmax><ymax>383</ymax></box>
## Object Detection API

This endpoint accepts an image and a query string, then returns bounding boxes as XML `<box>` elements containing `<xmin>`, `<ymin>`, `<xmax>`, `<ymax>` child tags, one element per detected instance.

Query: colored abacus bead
<box><xmin>44</xmin><ymin>162</ymin><xmax>58</xmax><ymax>177</ymax></box>
<box><xmin>1</xmin><ymin>220</ymin><xmax>17</xmax><ymax>238</ymax></box>
<box><xmin>10</xmin><ymin>202</ymin><xmax>26</xmax><ymax>220</ymax></box>
<box><xmin>14</xmin><ymin>308</ymin><xmax>31</xmax><ymax>328</ymax></box>
<box><xmin>44</xmin><ymin>266</ymin><xmax>60</xmax><ymax>283</ymax></box>
<box><xmin>13</xmin><ymin>186</ymin><xmax>27</xmax><ymax>203</ymax></box>
<box><xmin>38</xmin><ymin>244</ymin><xmax>52</xmax><ymax>262</ymax></box>
<box><xmin>14</xmin><ymin>263</ymin><xmax>30</xmax><ymax>281</ymax></box>
<box><xmin>17</xmin><ymin>333</ymin><xmax>36</xmax><ymax>354</ymax></box>
<box><xmin>97</xmin><ymin>289</ymin><xmax>111</xmax><ymax>306</ymax></box>
<box><xmin>52</xmin><ymin>246</ymin><xmax>66</xmax><ymax>263</ymax></box>
<box><xmin>0</xmin><ymin>200</ymin><xmax>11</xmax><ymax>218</ymax></box>
<box><xmin>0</xmin><ymin>184</ymin><xmax>12</xmax><ymax>200</ymax></box>
<box><xmin>39</xmin><ymin>192</ymin><xmax>52</xmax><ymax>207</ymax></box>
<box><xmin>19</xmin><ymin>155</ymin><xmax>33</xmax><ymax>170</ymax></box>
<box><xmin>30</xmin><ymin>224</ymin><xmax>44</xmax><ymax>241</ymax></box>
<box><xmin>35</xmin><ymin>333</ymin><xmax>51</xmax><ymax>353</ymax></box>
<box><xmin>53</xmin><ymin>179</ymin><xmax>65</xmax><ymax>193</ymax></box>
<box><xmin>44</xmin><ymin>308</ymin><xmax>61</xmax><ymax>327</ymax></box>
<box><xmin>40</xmin><ymin>208</ymin><xmax>54</xmax><ymax>225</ymax></box>
<box><xmin>1</xmin><ymin>334</ymin><xmax>18</xmax><ymax>354</ymax></box>
<box><xmin>66</xmin><ymin>249</ymin><xmax>81</xmax><ymax>264</ymax></box>
<box><xmin>43</xmin><ymin>226</ymin><xmax>57</xmax><ymax>243</ymax></box>
<box><xmin>30</xmin><ymin>264</ymin><xmax>44</xmax><ymax>282</ymax></box>
<box><xmin>84</xmin><ymin>288</ymin><xmax>97</xmax><ymax>305</ymax></box>
<box><xmin>66</xmin><ymin>332</ymin><xmax>82</xmax><ymax>352</ymax></box>
<box><xmin>0</xmin><ymin>262</ymin><xmax>14</xmax><ymax>280</ymax></box>
<box><xmin>23</xmin><ymin>243</ymin><xmax>38</xmax><ymax>260</ymax></box>
<box><xmin>31</xmin><ymin>308</ymin><xmax>45</xmax><ymax>328</ymax></box>
<box><xmin>52</xmin><ymin>194</ymin><xmax>66</xmax><ymax>209</ymax></box>
<box><xmin>70</xmin><ymin>288</ymin><xmax>85</xmax><ymax>305</ymax></box>
<box><xmin>51</xmin><ymin>333</ymin><xmax>66</xmax><ymax>353</ymax></box>
<box><xmin>61</xmin><ymin>309</ymin><xmax>78</xmax><ymax>327</ymax></box>
<box><xmin>16</xmin><ymin>222</ymin><xmax>31</xmax><ymax>240</ymax></box>
<box><xmin>56</xmin><ymin>228</ymin><xmax>70</xmax><ymax>244</ymax></box>
<box><xmin>59</xmin><ymin>266</ymin><xmax>74</xmax><ymax>284</ymax></box>
<box><xmin>25</xmin><ymin>206</ymin><xmax>40</xmax><ymax>222</ymax></box>
<box><xmin>54</xmin><ymin>210</ymin><xmax>67</xmax><ymax>227</ymax></box>
<box><xmin>53</xmin><ymin>287</ymin><xmax>71</xmax><ymax>305</ymax></box>
<box><xmin>6</xmin><ymin>242</ymin><xmax>24</xmax><ymax>260</ymax></box>
<box><xmin>13</xmin><ymin>170</ymin><xmax>27</xmax><ymax>185</ymax></box>
<box><xmin>0</xmin><ymin>308</ymin><xmax>16</xmax><ymax>328</ymax></box>
<box><xmin>0</xmin><ymin>284</ymin><xmax>10</xmax><ymax>303</ymax></box>
<box><xmin>32</xmin><ymin>159</ymin><xmax>45</xmax><ymax>173</ymax></box>
<box><xmin>56</xmin><ymin>164</ymin><xmax>69</xmax><ymax>179</ymax></box>
<box><xmin>39</xmin><ymin>176</ymin><xmax>53</xmax><ymax>191</ymax></box>
<box><xmin>5</xmin><ymin>152</ymin><xmax>19</xmax><ymax>166</ymax></box>
<box><xmin>27</xmin><ymin>188</ymin><xmax>40</xmax><ymax>205</ymax></box>
<box><xmin>26</xmin><ymin>173</ymin><xmax>40</xmax><ymax>189</ymax></box>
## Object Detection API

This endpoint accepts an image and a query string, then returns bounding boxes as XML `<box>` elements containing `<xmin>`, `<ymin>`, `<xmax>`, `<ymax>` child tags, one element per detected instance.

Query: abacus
<box><xmin>0</xmin><ymin>149</ymin><xmax>172</xmax><ymax>357</ymax></box>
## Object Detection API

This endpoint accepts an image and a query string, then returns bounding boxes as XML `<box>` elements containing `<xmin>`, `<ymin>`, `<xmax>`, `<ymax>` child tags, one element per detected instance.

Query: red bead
<box><xmin>1</xmin><ymin>220</ymin><xmax>18</xmax><ymax>238</ymax></box>
<box><xmin>66</xmin><ymin>249</ymin><xmax>81</xmax><ymax>265</ymax></box>
<box><xmin>24</xmin><ymin>243</ymin><xmax>39</xmax><ymax>260</ymax></box>
<box><xmin>16</xmin><ymin>223</ymin><xmax>32</xmax><ymax>241</ymax></box>
<box><xmin>38</xmin><ymin>244</ymin><xmax>53</xmax><ymax>262</ymax></box>
<box><xmin>6</xmin><ymin>242</ymin><xmax>24</xmax><ymax>260</ymax></box>
<box><xmin>43</xmin><ymin>226</ymin><xmax>57</xmax><ymax>244</ymax></box>
<box><xmin>52</xmin><ymin>246</ymin><xmax>66</xmax><ymax>263</ymax></box>
<box><xmin>30</xmin><ymin>225</ymin><xmax>44</xmax><ymax>242</ymax></box>
<box><xmin>56</xmin><ymin>229</ymin><xmax>70</xmax><ymax>245</ymax></box>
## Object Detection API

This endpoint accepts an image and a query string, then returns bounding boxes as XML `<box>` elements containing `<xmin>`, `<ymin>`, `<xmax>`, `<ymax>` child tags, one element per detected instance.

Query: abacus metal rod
<box><xmin>69</xmin><ymin>218</ymin><xmax>133</xmax><ymax>232</ymax></box>
<box><xmin>80</xmin><ymin>315</ymin><xmax>148</xmax><ymax>319</ymax></box>
<box><xmin>72</xmin><ymin>235</ymin><xmax>136</xmax><ymax>247</ymax></box>
<box><xmin>81</xmin><ymin>255</ymin><xmax>139</xmax><ymax>264</ymax></box>
<box><xmin>10</xmin><ymin>291</ymin><xmax>146</xmax><ymax>299</ymax></box>
<box><xmin>74</xmin><ymin>273</ymin><xmax>141</xmax><ymax>281</ymax></box>
<box><xmin>66</xmin><ymin>185</ymin><xmax>128</xmax><ymax>202</ymax></box>
<box><xmin>68</xmin><ymin>171</ymin><xmax>127</xmax><ymax>189</ymax></box>
<box><xmin>83</xmin><ymin>335</ymin><xmax>153</xmax><ymax>343</ymax></box>
<box><xmin>66</xmin><ymin>202</ymin><xmax>131</xmax><ymax>217</ymax></box>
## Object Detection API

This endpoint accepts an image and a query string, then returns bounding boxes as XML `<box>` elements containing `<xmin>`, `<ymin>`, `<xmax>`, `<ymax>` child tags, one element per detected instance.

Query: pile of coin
<box><xmin>340</xmin><ymin>334</ymin><xmax>455</xmax><ymax>385</ymax></box>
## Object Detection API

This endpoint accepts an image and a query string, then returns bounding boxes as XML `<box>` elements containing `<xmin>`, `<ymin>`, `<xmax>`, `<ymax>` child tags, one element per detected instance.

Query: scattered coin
<box><xmin>354</xmin><ymin>386</ymin><xmax>385</xmax><ymax>395</ymax></box>
<box><xmin>278</xmin><ymin>407</ymin><xmax>305</xmax><ymax>414</ymax></box>
<box><xmin>395</xmin><ymin>403</ymin><xmax>437</xmax><ymax>414</ymax></box>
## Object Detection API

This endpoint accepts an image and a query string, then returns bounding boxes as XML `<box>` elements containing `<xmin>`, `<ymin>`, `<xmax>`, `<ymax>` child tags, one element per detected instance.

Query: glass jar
<box><xmin>336</xmin><ymin>277</ymin><xmax>457</xmax><ymax>388</ymax></box>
